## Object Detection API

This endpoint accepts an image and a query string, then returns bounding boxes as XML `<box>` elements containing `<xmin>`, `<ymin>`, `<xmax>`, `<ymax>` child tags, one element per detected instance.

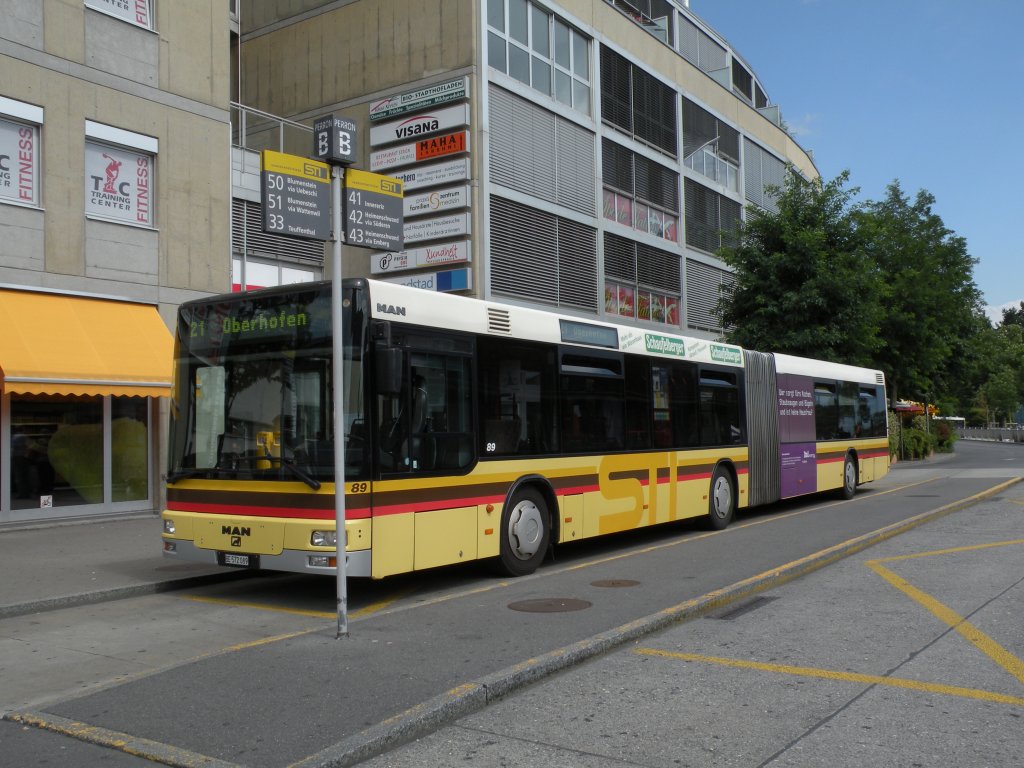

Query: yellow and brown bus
<box><xmin>162</xmin><ymin>279</ymin><xmax>889</xmax><ymax>578</ymax></box>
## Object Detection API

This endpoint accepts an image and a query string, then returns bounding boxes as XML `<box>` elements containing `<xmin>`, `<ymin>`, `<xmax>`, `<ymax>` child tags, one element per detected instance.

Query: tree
<box><xmin>855</xmin><ymin>182</ymin><xmax>983</xmax><ymax>405</ymax></box>
<box><xmin>1001</xmin><ymin>301</ymin><xmax>1024</xmax><ymax>328</ymax></box>
<box><xmin>717</xmin><ymin>171</ymin><xmax>883</xmax><ymax>365</ymax></box>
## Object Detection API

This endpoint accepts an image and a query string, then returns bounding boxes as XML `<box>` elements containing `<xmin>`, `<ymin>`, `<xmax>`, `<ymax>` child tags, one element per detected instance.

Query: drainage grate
<box><xmin>706</xmin><ymin>595</ymin><xmax>778</xmax><ymax>621</ymax></box>
<box><xmin>591</xmin><ymin>579</ymin><xmax>640</xmax><ymax>588</ymax></box>
<box><xmin>508</xmin><ymin>598</ymin><xmax>592</xmax><ymax>613</ymax></box>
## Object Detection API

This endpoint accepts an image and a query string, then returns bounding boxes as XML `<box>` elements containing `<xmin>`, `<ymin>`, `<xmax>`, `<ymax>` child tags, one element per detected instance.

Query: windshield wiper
<box><xmin>261</xmin><ymin>444</ymin><xmax>322</xmax><ymax>491</ymax></box>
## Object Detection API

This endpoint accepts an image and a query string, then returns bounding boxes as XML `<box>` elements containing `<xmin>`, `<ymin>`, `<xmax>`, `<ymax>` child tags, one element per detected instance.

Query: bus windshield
<box><xmin>167</xmin><ymin>282</ymin><xmax>367</xmax><ymax>485</ymax></box>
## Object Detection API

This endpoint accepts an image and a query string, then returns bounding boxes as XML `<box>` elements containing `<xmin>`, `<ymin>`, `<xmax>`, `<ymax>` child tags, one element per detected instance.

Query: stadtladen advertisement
<box><xmin>403</xmin><ymin>185</ymin><xmax>470</xmax><ymax>218</ymax></box>
<box><xmin>370</xmin><ymin>131</ymin><xmax>469</xmax><ymax>172</ymax></box>
<box><xmin>369</xmin><ymin>103</ymin><xmax>470</xmax><ymax>147</ymax></box>
<box><xmin>369</xmin><ymin>77</ymin><xmax>469</xmax><ymax>122</ymax></box>
<box><xmin>390</xmin><ymin>157</ymin><xmax>470</xmax><ymax>192</ymax></box>
<box><xmin>370</xmin><ymin>241</ymin><xmax>471</xmax><ymax>274</ymax></box>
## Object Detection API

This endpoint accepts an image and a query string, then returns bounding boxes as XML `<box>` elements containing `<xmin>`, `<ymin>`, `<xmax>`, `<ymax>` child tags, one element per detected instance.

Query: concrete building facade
<box><xmin>0</xmin><ymin>0</ymin><xmax>231</xmax><ymax>524</ymax></box>
<box><xmin>232</xmin><ymin>0</ymin><xmax>816</xmax><ymax>336</ymax></box>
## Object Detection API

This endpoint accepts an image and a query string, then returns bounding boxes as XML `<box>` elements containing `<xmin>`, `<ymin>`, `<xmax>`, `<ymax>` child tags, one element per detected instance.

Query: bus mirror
<box><xmin>376</xmin><ymin>346</ymin><xmax>404</xmax><ymax>395</ymax></box>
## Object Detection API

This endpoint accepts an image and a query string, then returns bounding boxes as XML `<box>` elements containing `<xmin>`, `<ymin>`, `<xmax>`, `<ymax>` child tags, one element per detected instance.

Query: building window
<box><xmin>9</xmin><ymin>395</ymin><xmax>152</xmax><ymax>511</ymax></box>
<box><xmin>84</xmin><ymin>0</ymin><xmax>153</xmax><ymax>30</ymax></box>
<box><xmin>602</xmin><ymin>138</ymin><xmax>678</xmax><ymax>242</ymax></box>
<box><xmin>684</xmin><ymin>178</ymin><xmax>741</xmax><ymax>254</ymax></box>
<box><xmin>743</xmin><ymin>138</ymin><xmax>787</xmax><ymax>214</ymax></box>
<box><xmin>603</xmin><ymin>232</ymin><xmax>680</xmax><ymax>326</ymax></box>
<box><xmin>231</xmin><ymin>256</ymin><xmax>319</xmax><ymax>292</ymax></box>
<box><xmin>685</xmin><ymin>258</ymin><xmax>734</xmax><ymax>333</ymax></box>
<box><xmin>0</xmin><ymin>97</ymin><xmax>42</xmax><ymax>207</ymax></box>
<box><xmin>488</xmin><ymin>0</ymin><xmax>591</xmax><ymax>115</ymax></box>
<box><xmin>490</xmin><ymin>195</ymin><xmax>598</xmax><ymax>311</ymax></box>
<box><xmin>599</xmin><ymin>46</ymin><xmax>677</xmax><ymax>156</ymax></box>
<box><xmin>84</xmin><ymin>121</ymin><xmax>157</xmax><ymax>228</ymax></box>
<box><xmin>489</xmin><ymin>85</ymin><xmax>596</xmax><ymax>216</ymax></box>
<box><xmin>682</xmin><ymin>97</ymin><xmax>739</xmax><ymax>192</ymax></box>
<box><xmin>605</xmin><ymin>0</ymin><xmax>674</xmax><ymax>44</ymax></box>
<box><xmin>731</xmin><ymin>59</ymin><xmax>753</xmax><ymax>103</ymax></box>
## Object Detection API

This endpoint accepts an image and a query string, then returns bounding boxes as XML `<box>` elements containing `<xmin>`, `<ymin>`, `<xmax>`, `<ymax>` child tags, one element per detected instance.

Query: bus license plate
<box><xmin>221</xmin><ymin>552</ymin><xmax>256</xmax><ymax>568</ymax></box>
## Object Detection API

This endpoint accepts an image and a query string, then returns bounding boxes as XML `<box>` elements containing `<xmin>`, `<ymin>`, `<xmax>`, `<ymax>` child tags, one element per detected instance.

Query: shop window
<box><xmin>0</xmin><ymin>97</ymin><xmax>42</xmax><ymax>207</ymax></box>
<box><xmin>84</xmin><ymin>121</ymin><xmax>157</xmax><ymax>228</ymax></box>
<box><xmin>10</xmin><ymin>396</ymin><xmax>103</xmax><ymax>509</ymax></box>
<box><xmin>85</xmin><ymin>0</ymin><xmax>154</xmax><ymax>30</ymax></box>
<box><xmin>112</xmin><ymin>397</ymin><xmax>149</xmax><ymax>501</ymax></box>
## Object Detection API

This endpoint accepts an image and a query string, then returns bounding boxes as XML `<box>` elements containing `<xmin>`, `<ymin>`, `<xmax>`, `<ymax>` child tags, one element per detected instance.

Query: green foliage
<box><xmin>717</xmin><ymin>171</ymin><xmax>883</xmax><ymax>366</ymax></box>
<box><xmin>718</xmin><ymin>170</ymin><xmax>1014</xmax><ymax>421</ymax></box>
<box><xmin>932</xmin><ymin>420</ymin><xmax>957</xmax><ymax>453</ymax></box>
<box><xmin>855</xmin><ymin>182</ymin><xmax>983</xmax><ymax>405</ymax></box>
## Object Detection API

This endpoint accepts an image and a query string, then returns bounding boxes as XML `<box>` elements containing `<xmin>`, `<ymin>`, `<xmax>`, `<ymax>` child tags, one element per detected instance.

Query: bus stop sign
<box><xmin>313</xmin><ymin>113</ymin><xmax>358</xmax><ymax>166</ymax></box>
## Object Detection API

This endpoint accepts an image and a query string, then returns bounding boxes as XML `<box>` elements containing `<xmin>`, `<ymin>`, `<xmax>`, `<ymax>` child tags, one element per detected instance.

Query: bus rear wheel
<box><xmin>497</xmin><ymin>487</ymin><xmax>550</xmax><ymax>577</ymax></box>
<box><xmin>707</xmin><ymin>466</ymin><xmax>735</xmax><ymax>530</ymax></box>
<box><xmin>840</xmin><ymin>454</ymin><xmax>857</xmax><ymax>500</ymax></box>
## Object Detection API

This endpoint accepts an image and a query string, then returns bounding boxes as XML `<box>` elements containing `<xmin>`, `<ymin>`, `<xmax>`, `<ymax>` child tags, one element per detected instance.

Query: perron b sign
<box><xmin>313</xmin><ymin>113</ymin><xmax>358</xmax><ymax>166</ymax></box>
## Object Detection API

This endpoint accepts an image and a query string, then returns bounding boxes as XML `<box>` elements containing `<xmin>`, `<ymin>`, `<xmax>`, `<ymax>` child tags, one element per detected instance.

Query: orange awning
<box><xmin>0</xmin><ymin>288</ymin><xmax>174</xmax><ymax>398</ymax></box>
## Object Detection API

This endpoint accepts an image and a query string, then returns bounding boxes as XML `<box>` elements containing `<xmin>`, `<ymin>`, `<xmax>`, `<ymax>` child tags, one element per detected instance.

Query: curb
<box><xmin>0</xmin><ymin>570</ymin><xmax>258</xmax><ymax>620</ymax></box>
<box><xmin>296</xmin><ymin>476</ymin><xmax>1023</xmax><ymax>768</ymax></box>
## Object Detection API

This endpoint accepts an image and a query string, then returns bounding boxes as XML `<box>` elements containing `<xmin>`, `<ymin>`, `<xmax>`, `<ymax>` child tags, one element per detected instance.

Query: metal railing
<box><xmin>960</xmin><ymin>426</ymin><xmax>1024</xmax><ymax>443</ymax></box>
<box><xmin>230</xmin><ymin>102</ymin><xmax>312</xmax><ymax>156</ymax></box>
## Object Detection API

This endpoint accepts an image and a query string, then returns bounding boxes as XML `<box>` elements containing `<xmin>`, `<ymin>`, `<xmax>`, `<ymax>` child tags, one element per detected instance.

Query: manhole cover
<box><xmin>508</xmin><ymin>598</ymin><xmax>592</xmax><ymax>613</ymax></box>
<box><xmin>591</xmin><ymin>579</ymin><xmax>640</xmax><ymax>588</ymax></box>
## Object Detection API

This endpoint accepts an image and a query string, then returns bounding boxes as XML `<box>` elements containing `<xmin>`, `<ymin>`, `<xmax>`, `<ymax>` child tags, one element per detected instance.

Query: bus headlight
<box><xmin>311</xmin><ymin>530</ymin><xmax>337</xmax><ymax>547</ymax></box>
<box><xmin>163</xmin><ymin>519</ymin><xmax>176</xmax><ymax>535</ymax></box>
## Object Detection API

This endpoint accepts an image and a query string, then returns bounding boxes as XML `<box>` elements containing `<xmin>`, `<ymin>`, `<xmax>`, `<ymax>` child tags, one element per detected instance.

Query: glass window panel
<box><xmin>555</xmin><ymin>70</ymin><xmax>571</xmax><ymax>104</ymax></box>
<box><xmin>573</xmin><ymin>81</ymin><xmax>591</xmax><ymax>115</ymax></box>
<box><xmin>487</xmin><ymin>0</ymin><xmax>505</xmax><ymax>31</ymax></box>
<box><xmin>572</xmin><ymin>31</ymin><xmax>589</xmax><ymax>79</ymax></box>
<box><xmin>112</xmin><ymin>397</ymin><xmax>149</xmax><ymax>502</ymax></box>
<box><xmin>488</xmin><ymin>31</ymin><xmax>507</xmax><ymax>72</ymax></box>
<box><xmin>531</xmin><ymin>57</ymin><xmax>551</xmax><ymax>95</ymax></box>
<box><xmin>11</xmin><ymin>395</ymin><xmax>103</xmax><ymax>509</ymax></box>
<box><xmin>602</xmin><ymin>189</ymin><xmax>616</xmax><ymax>221</ymax></box>
<box><xmin>554</xmin><ymin>19</ymin><xmax>570</xmax><ymax>68</ymax></box>
<box><xmin>509</xmin><ymin>44</ymin><xmax>530</xmax><ymax>85</ymax></box>
<box><xmin>509</xmin><ymin>0</ymin><xmax>528</xmax><ymax>44</ymax></box>
<box><xmin>531</xmin><ymin>5</ymin><xmax>550</xmax><ymax>55</ymax></box>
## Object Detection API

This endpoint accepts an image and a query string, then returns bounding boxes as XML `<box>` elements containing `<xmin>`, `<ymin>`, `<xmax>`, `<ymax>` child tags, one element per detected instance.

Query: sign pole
<box><xmin>331</xmin><ymin>164</ymin><xmax>349</xmax><ymax>638</ymax></box>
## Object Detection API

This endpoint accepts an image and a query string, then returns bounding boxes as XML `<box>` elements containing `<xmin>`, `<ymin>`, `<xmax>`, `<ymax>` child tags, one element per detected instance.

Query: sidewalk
<box><xmin>356</xmin><ymin>483</ymin><xmax>1024</xmax><ymax>768</ymax></box>
<box><xmin>0</xmin><ymin>514</ymin><xmax>237</xmax><ymax>619</ymax></box>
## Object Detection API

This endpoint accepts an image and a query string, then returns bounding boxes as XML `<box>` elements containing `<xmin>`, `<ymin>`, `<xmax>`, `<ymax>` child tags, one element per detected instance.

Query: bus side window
<box><xmin>698</xmin><ymin>369</ymin><xmax>741</xmax><ymax>446</ymax></box>
<box><xmin>814</xmin><ymin>383</ymin><xmax>838</xmax><ymax>440</ymax></box>
<box><xmin>837</xmin><ymin>382</ymin><xmax>858</xmax><ymax>438</ymax></box>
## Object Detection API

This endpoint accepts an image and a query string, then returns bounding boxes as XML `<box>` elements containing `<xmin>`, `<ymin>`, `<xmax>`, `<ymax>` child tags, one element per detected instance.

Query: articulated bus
<box><xmin>162</xmin><ymin>279</ymin><xmax>889</xmax><ymax>578</ymax></box>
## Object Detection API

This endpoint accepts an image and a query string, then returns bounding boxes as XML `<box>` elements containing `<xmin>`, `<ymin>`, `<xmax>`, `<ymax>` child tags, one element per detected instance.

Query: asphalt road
<box><xmin>1</xmin><ymin>439</ymin><xmax>1021</xmax><ymax>767</ymax></box>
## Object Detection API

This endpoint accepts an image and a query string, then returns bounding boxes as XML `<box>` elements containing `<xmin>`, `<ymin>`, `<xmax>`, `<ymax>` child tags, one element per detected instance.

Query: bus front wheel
<box><xmin>707</xmin><ymin>466</ymin><xmax>735</xmax><ymax>530</ymax></box>
<box><xmin>497</xmin><ymin>487</ymin><xmax>550</xmax><ymax>577</ymax></box>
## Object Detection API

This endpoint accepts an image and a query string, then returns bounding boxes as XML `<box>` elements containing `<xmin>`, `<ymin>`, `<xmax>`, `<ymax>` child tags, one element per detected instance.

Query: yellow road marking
<box><xmin>867</xmin><ymin>539</ymin><xmax>1024</xmax><ymax>685</ymax></box>
<box><xmin>180</xmin><ymin>588</ymin><xmax>411</xmax><ymax>621</ymax></box>
<box><xmin>635</xmin><ymin>648</ymin><xmax>1024</xmax><ymax>707</ymax></box>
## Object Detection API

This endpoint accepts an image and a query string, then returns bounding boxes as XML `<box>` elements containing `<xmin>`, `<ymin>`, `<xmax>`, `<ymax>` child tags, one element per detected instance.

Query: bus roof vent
<box><xmin>487</xmin><ymin>307</ymin><xmax>512</xmax><ymax>334</ymax></box>
<box><xmin>876</xmin><ymin>373</ymin><xmax>885</xmax><ymax>385</ymax></box>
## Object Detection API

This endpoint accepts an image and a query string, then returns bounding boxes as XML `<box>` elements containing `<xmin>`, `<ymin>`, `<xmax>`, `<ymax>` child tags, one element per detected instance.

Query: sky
<box><xmin>689</xmin><ymin>0</ymin><xmax>1023</xmax><ymax>323</ymax></box>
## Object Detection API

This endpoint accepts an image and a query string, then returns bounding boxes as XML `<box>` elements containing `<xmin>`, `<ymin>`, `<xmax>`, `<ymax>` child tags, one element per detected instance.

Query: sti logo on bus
<box><xmin>377</xmin><ymin>303</ymin><xmax>407</xmax><ymax>316</ymax></box>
